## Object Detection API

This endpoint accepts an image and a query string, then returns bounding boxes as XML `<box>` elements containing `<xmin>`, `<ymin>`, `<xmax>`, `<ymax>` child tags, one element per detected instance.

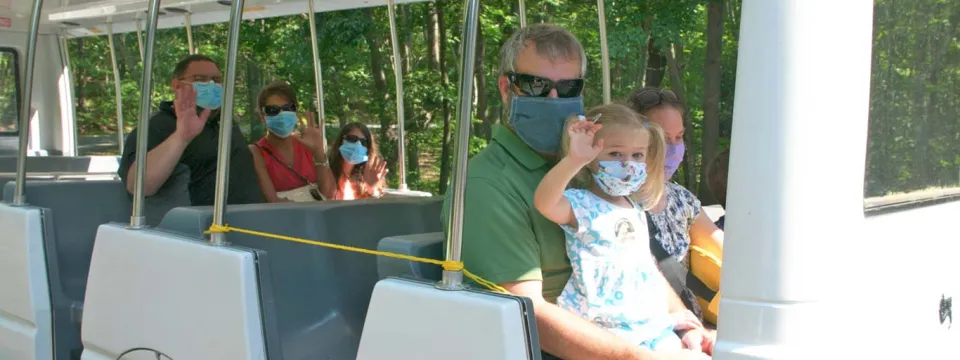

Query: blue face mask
<box><xmin>593</xmin><ymin>160</ymin><xmax>647</xmax><ymax>197</ymax></box>
<box><xmin>192</xmin><ymin>81</ymin><xmax>223</xmax><ymax>110</ymax></box>
<box><xmin>265</xmin><ymin>111</ymin><xmax>298</xmax><ymax>138</ymax></box>
<box><xmin>339</xmin><ymin>141</ymin><xmax>369</xmax><ymax>165</ymax></box>
<box><xmin>508</xmin><ymin>95</ymin><xmax>584</xmax><ymax>154</ymax></box>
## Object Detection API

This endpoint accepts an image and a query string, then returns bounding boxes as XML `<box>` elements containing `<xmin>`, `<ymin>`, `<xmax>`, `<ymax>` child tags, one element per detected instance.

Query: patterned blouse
<box><xmin>648</xmin><ymin>182</ymin><xmax>703</xmax><ymax>318</ymax></box>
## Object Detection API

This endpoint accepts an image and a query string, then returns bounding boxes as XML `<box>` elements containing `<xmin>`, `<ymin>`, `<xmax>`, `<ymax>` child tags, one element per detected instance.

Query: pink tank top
<box><xmin>256</xmin><ymin>138</ymin><xmax>318</xmax><ymax>192</ymax></box>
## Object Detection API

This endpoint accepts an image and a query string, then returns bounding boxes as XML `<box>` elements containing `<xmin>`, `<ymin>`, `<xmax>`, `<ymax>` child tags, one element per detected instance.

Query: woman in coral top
<box><xmin>248</xmin><ymin>80</ymin><xmax>336</xmax><ymax>202</ymax></box>
<box><xmin>328</xmin><ymin>122</ymin><xmax>388</xmax><ymax>200</ymax></box>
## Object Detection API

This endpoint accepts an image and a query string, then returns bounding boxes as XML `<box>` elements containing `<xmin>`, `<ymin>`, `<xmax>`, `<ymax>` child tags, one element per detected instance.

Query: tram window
<box><xmin>0</xmin><ymin>47</ymin><xmax>18</xmax><ymax>134</ymax></box>
<box><xmin>864</xmin><ymin>0</ymin><xmax>960</xmax><ymax>209</ymax></box>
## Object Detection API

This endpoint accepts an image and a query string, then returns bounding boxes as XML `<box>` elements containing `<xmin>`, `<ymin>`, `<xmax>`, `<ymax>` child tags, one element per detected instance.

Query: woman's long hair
<box><xmin>329</xmin><ymin>122</ymin><xmax>380</xmax><ymax>193</ymax></box>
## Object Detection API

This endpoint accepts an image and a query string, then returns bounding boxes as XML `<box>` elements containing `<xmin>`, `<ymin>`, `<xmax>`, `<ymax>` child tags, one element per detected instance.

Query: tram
<box><xmin>1</xmin><ymin>0</ymin><xmax>958</xmax><ymax>359</ymax></box>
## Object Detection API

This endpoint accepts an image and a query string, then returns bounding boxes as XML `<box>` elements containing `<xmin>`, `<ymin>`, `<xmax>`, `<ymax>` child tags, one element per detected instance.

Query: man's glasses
<box><xmin>507</xmin><ymin>72</ymin><xmax>584</xmax><ymax>98</ymax></box>
<box><xmin>631</xmin><ymin>89</ymin><xmax>680</xmax><ymax>111</ymax></box>
<box><xmin>262</xmin><ymin>103</ymin><xmax>298</xmax><ymax>116</ymax></box>
<box><xmin>344</xmin><ymin>134</ymin><xmax>369</xmax><ymax>146</ymax></box>
<box><xmin>179</xmin><ymin>74</ymin><xmax>223</xmax><ymax>84</ymax></box>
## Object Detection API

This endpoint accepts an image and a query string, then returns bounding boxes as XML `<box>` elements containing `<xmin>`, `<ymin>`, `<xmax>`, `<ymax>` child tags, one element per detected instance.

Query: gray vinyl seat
<box><xmin>376</xmin><ymin>232</ymin><xmax>445</xmax><ymax>281</ymax></box>
<box><xmin>0</xmin><ymin>165</ymin><xmax>190</xmax><ymax>359</ymax></box>
<box><xmin>157</xmin><ymin>197</ymin><xmax>442</xmax><ymax>360</ymax></box>
<box><xmin>0</xmin><ymin>155</ymin><xmax>120</xmax><ymax>173</ymax></box>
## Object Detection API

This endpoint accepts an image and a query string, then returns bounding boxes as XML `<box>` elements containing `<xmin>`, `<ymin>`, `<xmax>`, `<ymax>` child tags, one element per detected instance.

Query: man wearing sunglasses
<box><xmin>118</xmin><ymin>54</ymin><xmax>264</xmax><ymax>206</ymax></box>
<box><xmin>441</xmin><ymin>24</ymin><xmax>709</xmax><ymax>360</ymax></box>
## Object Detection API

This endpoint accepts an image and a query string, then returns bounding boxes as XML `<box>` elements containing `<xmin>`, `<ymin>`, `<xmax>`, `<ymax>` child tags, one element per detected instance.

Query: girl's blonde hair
<box><xmin>560</xmin><ymin>103</ymin><xmax>666</xmax><ymax>210</ymax></box>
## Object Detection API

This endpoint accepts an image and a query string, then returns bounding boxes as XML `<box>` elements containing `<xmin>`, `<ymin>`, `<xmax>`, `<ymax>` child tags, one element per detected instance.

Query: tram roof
<box><xmin>0</xmin><ymin>0</ymin><xmax>432</xmax><ymax>38</ymax></box>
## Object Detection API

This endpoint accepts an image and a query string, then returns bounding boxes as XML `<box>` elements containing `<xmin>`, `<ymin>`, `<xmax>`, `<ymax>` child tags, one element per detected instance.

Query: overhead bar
<box><xmin>518</xmin><ymin>0</ymin><xmax>526</xmax><ymax>27</ymax></box>
<box><xmin>210</xmin><ymin>0</ymin><xmax>247</xmax><ymax>245</ymax></box>
<box><xmin>387</xmin><ymin>0</ymin><xmax>408</xmax><ymax>191</ymax></box>
<box><xmin>184</xmin><ymin>13</ymin><xmax>195</xmax><ymax>54</ymax></box>
<box><xmin>306</xmin><ymin>0</ymin><xmax>327</xmax><ymax>141</ymax></box>
<box><xmin>128</xmin><ymin>0</ymin><xmax>162</xmax><ymax>229</ymax></box>
<box><xmin>598</xmin><ymin>0</ymin><xmax>611</xmax><ymax>104</ymax></box>
<box><xmin>106</xmin><ymin>23</ymin><xmax>126</xmax><ymax>154</ymax></box>
<box><xmin>439</xmin><ymin>0</ymin><xmax>480</xmax><ymax>291</ymax></box>
<box><xmin>12</xmin><ymin>0</ymin><xmax>44</xmax><ymax>206</ymax></box>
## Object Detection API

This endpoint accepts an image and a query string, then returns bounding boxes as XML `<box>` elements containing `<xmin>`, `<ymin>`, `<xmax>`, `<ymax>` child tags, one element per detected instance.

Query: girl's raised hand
<box><xmin>566</xmin><ymin>116</ymin><xmax>603</xmax><ymax>166</ymax></box>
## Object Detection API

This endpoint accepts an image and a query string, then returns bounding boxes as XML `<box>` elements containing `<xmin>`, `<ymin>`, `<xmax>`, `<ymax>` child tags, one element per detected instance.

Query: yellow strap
<box><xmin>206</xmin><ymin>224</ymin><xmax>507</xmax><ymax>293</ymax></box>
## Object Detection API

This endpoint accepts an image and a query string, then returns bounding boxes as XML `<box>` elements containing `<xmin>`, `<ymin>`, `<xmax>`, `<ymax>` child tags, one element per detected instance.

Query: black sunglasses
<box><xmin>507</xmin><ymin>72</ymin><xmax>584</xmax><ymax>98</ymax></box>
<box><xmin>632</xmin><ymin>89</ymin><xmax>680</xmax><ymax>111</ymax></box>
<box><xmin>344</xmin><ymin>134</ymin><xmax>370</xmax><ymax>146</ymax></box>
<box><xmin>262</xmin><ymin>103</ymin><xmax>298</xmax><ymax>116</ymax></box>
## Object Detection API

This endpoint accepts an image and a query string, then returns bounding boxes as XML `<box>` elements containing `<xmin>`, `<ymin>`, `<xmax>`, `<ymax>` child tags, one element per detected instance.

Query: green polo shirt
<box><xmin>441</xmin><ymin>125</ymin><xmax>571</xmax><ymax>302</ymax></box>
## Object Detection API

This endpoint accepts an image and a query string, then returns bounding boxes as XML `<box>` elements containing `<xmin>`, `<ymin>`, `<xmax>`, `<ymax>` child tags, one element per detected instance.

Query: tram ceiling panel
<box><xmin>39</xmin><ymin>0</ymin><xmax>432</xmax><ymax>38</ymax></box>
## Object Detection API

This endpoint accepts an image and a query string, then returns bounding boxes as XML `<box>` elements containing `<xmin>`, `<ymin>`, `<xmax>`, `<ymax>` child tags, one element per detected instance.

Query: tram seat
<box><xmin>376</xmin><ymin>232</ymin><xmax>444</xmax><ymax>281</ymax></box>
<box><xmin>0</xmin><ymin>155</ymin><xmax>120</xmax><ymax>173</ymax></box>
<box><xmin>157</xmin><ymin>197</ymin><xmax>442</xmax><ymax>360</ymax></box>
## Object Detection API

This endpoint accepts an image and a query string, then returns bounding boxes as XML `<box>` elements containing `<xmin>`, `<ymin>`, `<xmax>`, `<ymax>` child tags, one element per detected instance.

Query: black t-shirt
<box><xmin>118</xmin><ymin>101</ymin><xmax>265</xmax><ymax>206</ymax></box>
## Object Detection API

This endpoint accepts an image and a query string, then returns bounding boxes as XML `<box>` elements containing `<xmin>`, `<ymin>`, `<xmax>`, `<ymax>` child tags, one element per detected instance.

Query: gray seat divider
<box><xmin>376</xmin><ymin>232</ymin><xmax>444</xmax><ymax>281</ymax></box>
<box><xmin>158</xmin><ymin>197</ymin><xmax>442</xmax><ymax>360</ymax></box>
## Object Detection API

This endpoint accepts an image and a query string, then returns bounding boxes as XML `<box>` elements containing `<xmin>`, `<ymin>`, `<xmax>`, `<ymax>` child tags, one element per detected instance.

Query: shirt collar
<box><xmin>491</xmin><ymin>124</ymin><xmax>548</xmax><ymax>170</ymax></box>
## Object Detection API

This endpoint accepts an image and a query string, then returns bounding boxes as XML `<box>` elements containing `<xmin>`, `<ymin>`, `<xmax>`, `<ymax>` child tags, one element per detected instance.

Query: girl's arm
<box><xmin>534</xmin><ymin>157</ymin><xmax>586</xmax><ymax>227</ymax></box>
<box><xmin>689</xmin><ymin>209</ymin><xmax>724</xmax><ymax>256</ymax></box>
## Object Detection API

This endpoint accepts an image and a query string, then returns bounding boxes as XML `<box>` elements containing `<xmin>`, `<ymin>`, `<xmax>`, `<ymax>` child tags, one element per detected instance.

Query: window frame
<box><xmin>0</xmin><ymin>46</ymin><xmax>21</xmax><ymax>136</ymax></box>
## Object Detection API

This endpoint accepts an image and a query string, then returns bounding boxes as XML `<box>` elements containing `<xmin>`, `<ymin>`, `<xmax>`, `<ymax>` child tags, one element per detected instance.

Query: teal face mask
<box><xmin>192</xmin><ymin>81</ymin><xmax>223</xmax><ymax>110</ymax></box>
<box><xmin>339</xmin><ymin>141</ymin><xmax>369</xmax><ymax>165</ymax></box>
<box><xmin>265</xmin><ymin>111</ymin><xmax>298</xmax><ymax>138</ymax></box>
<box><xmin>507</xmin><ymin>95</ymin><xmax>584</xmax><ymax>154</ymax></box>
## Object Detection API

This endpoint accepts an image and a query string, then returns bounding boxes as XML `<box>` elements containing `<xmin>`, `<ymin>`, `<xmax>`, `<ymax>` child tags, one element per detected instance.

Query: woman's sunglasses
<box><xmin>344</xmin><ymin>134</ymin><xmax>370</xmax><ymax>146</ymax></box>
<box><xmin>507</xmin><ymin>72</ymin><xmax>584</xmax><ymax>98</ymax></box>
<box><xmin>262</xmin><ymin>103</ymin><xmax>298</xmax><ymax>116</ymax></box>
<box><xmin>632</xmin><ymin>89</ymin><xmax>680</xmax><ymax>110</ymax></box>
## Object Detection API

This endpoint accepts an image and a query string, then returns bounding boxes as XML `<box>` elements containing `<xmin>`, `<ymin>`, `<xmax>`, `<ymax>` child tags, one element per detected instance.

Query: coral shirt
<box><xmin>256</xmin><ymin>137</ymin><xmax>317</xmax><ymax>192</ymax></box>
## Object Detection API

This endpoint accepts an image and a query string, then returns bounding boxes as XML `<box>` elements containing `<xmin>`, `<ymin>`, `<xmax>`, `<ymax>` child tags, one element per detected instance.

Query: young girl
<box><xmin>534</xmin><ymin>104</ymin><xmax>704</xmax><ymax>353</ymax></box>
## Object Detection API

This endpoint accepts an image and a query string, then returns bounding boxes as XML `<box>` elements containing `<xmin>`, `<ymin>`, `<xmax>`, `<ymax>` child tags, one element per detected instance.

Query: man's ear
<box><xmin>498</xmin><ymin>75</ymin><xmax>510</xmax><ymax>104</ymax></box>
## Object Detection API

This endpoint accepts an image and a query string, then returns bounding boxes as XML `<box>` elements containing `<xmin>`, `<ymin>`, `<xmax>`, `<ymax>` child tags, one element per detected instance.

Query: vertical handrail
<box><xmin>598</xmin><ymin>0</ymin><xmax>611</xmax><ymax>104</ymax></box>
<box><xmin>518</xmin><ymin>0</ymin><xmax>527</xmax><ymax>27</ymax></box>
<box><xmin>387</xmin><ymin>0</ymin><xmax>408</xmax><ymax>191</ymax></box>
<box><xmin>128</xmin><ymin>0</ymin><xmax>162</xmax><ymax>228</ymax></box>
<box><xmin>306</xmin><ymin>0</ymin><xmax>327</xmax><ymax>142</ymax></box>
<box><xmin>210</xmin><ymin>0</ymin><xmax>247</xmax><ymax>245</ymax></box>
<box><xmin>439</xmin><ymin>0</ymin><xmax>480</xmax><ymax>290</ymax></box>
<box><xmin>184</xmin><ymin>13</ymin><xmax>195</xmax><ymax>55</ymax></box>
<box><xmin>12</xmin><ymin>0</ymin><xmax>44</xmax><ymax>206</ymax></box>
<box><xmin>135</xmin><ymin>20</ymin><xmax>144</xmax><ymax>61</ymax></box>
<box><xmin>106</xmin><ymin>23</ymin><xmax>125</xmax><ymax>154</ymax></box>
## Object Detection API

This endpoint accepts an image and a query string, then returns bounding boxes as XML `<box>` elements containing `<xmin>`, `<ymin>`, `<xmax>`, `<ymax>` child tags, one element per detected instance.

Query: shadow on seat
<box><xmin>376</xmin><ymin>232</ymin><xmax>444</xmax><ymax>282</ymax></box>
<box><xmin>0</xmin><ymin>165</ymin><xmax>190</xmax><ymax>359</ymax></box>
<box><xmin>158</xmin><ymin>197</ymin><xmax>442</xmax><ymax>360</ymax></box>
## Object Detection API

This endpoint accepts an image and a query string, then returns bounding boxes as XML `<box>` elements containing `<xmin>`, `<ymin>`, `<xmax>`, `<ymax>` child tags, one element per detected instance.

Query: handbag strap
<box><xmin>256</xmin><ymin>143</ymin><xmax>312</xmax><ymax>187</ymax></box>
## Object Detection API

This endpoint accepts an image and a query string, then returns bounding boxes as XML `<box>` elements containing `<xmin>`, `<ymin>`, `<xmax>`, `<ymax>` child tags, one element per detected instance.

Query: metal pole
<box><xmin>306</xmin><ymin>0</ymin><xmax>326</xmax><ymax>142</ymax></box>
<box><xmin>598</xmin><ymin>0</ymin><xmax>611</xmax><ymax>104</ymax></box>
<box><xmin>439</xmin><ymin>0</ymin><xmax>479</xmax><ymax>291</ymax></box>
<box><xmin>106</xmin><ymin>24</ymin><xmax>125</xmax><ymax>154</ymax></box>
<box><xmin>128</xmin><ymin>0</ymin><xmax>162</xmax><ymax>228</ymax></box>
<box><xmin>387</xmin><ymin>0</ymin><xmax>408</xmax><ymax>191</ymax></box>
<box><xmin>518</xmin><ymin>0</ymin><xmax>527</xmax><ymax>27</ymax></box>
<box><xmin>12</xmin><ymin>0</ymin><xmax>44</xmax><ymax>206</ymax></box>
<box><xmin>210</xmin><ymin>0</ymin><xmax>246</xmax><ymax>245</ymax></box>
<box><xmin>135</xmin><ymin>20</ymin><xmax>144</xmax><ymax>61</ymax></box>
<box><xmin>184</xmin><ymin>13</ymin><xmax>195</xmax><ymax>54</ymax></box>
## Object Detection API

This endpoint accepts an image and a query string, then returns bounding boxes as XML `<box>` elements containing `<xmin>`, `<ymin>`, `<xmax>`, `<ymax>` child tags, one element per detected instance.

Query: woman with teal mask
<box><xmin>248</xmin><ymin>80</ymin><xmax>336</xmax><ymax>202</ymax></box>
<box><xmin>328</xmin><ymin>122</ymin><xmax>388</xmax><ymax>200</ymax></box>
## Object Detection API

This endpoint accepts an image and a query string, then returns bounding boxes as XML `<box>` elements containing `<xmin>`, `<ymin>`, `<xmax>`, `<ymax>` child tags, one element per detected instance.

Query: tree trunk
<box><xmin>426</xmin><ymin>4</ymin><xmax>440</xmax><ymax>71</ymax></box>
<box><xmin>363</xmin><ymin>8</ymin><xmax>390</xmax><ymax>139</ymax></box>
<box><xmin>644</xmin><ymin>36</ymin><xmax>667</xmax><ymax>88</ymax></box>
<box><xmin>437</xmin><ymin>1</ymin><xmax>453</xmax><ymax>194</ymax></box>
<box><xmin>665</xmin><ymin>42</ymin><xmax>696</xmax><ymax>190</ymax></box>
<box><xmin>246</xmin><ymin>58</ymin><xmax>264</xmax><ymax>141</ymax></box>
<box><xmin>699</xmin><ymin>0</ymin><xmax>724</xmax><ymax>203</ymax></box>
<box><xmin>474</xmin><ymin>21</ymin><xmax>491</xmax><ymax>141</ymax></box>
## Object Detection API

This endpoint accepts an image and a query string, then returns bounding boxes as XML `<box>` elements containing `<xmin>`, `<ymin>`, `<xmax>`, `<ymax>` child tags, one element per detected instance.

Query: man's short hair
<box><xmin>172</xmin><ymin>54</ymin><xmax>217</xmax><ymax>79</ymax></box>
<box><xmin>706</xmin><ymin>148</ymin><xmax>730</xmax><ymax>208</ymax></box>
<box><xmin>499</xmin><ymin>24</ymin><xmax>587</xmax><ymax>77</ymax></box>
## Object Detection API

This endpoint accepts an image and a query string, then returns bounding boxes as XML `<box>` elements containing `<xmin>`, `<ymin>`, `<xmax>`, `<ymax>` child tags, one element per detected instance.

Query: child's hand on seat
<box><xmin>681</xmin><ymin>328</ymin><xmax>715</xmax><ymax>355</ymax></box>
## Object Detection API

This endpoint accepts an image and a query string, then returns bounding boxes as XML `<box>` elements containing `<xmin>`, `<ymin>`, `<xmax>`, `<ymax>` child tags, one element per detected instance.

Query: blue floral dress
<box><xmin>648</xmin><ymin>182</ymin><xmax>703</xmax><ymax>319</ymax></box>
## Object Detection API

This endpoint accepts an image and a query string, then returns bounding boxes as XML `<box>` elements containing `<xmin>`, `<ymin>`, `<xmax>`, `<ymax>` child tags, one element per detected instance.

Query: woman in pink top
<box><xmin>328</xmin><ymin>122</ymin><xmax>388</xmax><ymax>200</ymax></box>
<box><xmin>248</xmin><ymin>80</ymin><xmax>336</xmax><ymax>202</ymax></box>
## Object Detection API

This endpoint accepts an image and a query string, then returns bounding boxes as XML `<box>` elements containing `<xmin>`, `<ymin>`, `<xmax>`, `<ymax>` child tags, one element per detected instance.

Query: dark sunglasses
<box><xmin>632</xmin><ymin>89</ymin><xmax>680</xmax><ymax>110</ymax></box>
<box><xmin>507</xmin><ymin>72</ymin><xmax>584</xmax><ymax>98</ymax></box>
<box><xmin>344</xmin><ymin>134</ymin><xmax>369</xmax><ymax>146</ymax></box>
<box><xmin>262</xmin><ymin>103</ymin><xmax>298</xmax><ymax>116</ymax></box>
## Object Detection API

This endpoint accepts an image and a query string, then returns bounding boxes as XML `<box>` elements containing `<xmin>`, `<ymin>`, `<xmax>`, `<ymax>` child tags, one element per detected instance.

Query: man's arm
<box><xmin>124</xmin><ymin>129</ymin><xmax>190</xmax><ymax>196</ymax></box>
<box><xmin>503</xmin><ymin>280</ymin><xmax>658</xmax><ymax>360</ymax></box>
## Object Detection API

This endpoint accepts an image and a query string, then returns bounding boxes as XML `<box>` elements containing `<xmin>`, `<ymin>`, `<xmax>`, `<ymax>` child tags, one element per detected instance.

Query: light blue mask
<box><xmin>265</xmin><ymin>111</ymin><xmax>298</xmax><ymax>138</ymax></box>
<box><xmin>339</xmin><ymin>141</ymin><xmax>369</xmax><ymax>165</ymax></box>
<box><xmin>193</xmin><ymin>81</ymin><xmax>223</xmax><ymax>110</ymax></box>
<box><xmin>594</xmin><ymin>161</ymin><xmax>647</xmax><ymax>196</ymax></box>
<box><xmin>507</xmin><ymin>95</ymin><xmax>584</xmax><ymax>154</ymax></box>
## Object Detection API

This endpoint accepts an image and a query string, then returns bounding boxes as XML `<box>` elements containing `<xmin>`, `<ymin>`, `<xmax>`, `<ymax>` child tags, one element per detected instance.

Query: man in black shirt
<box><xmin>118</xmin><ymin>54</ymin><xmax>264</xmax><ymax>206</ymax></box>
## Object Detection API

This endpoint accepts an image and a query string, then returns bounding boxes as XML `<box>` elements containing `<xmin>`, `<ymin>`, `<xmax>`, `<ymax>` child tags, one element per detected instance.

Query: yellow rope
<box><xmin>206</xmin><ymin>224</ymin><xmax>508</xmax><ymax>293</ymax></box>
